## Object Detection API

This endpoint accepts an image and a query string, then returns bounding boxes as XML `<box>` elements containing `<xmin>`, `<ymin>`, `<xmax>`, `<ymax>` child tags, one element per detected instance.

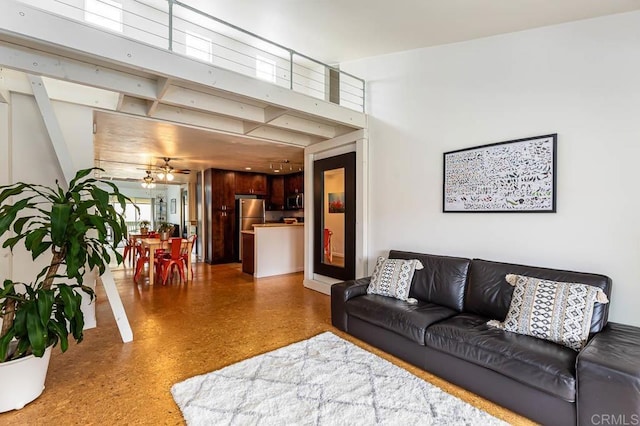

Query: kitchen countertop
<box><xmin>253</xmin><ymin>223</ymin><xmax>304</xmax><ymax>228</ymax></box>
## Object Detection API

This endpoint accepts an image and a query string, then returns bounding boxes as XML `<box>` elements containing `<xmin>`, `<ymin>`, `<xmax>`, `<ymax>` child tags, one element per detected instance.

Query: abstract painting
<box><xmin>328</xmin><ymin>192</ymin><xmax>345</xmax><ymax>213</ymax></box>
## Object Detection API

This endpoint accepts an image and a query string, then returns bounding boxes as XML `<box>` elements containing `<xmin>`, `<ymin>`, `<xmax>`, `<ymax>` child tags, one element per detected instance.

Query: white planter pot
<box><xmin>0</xmin><ymin>346</ymin><xmax>52</xmax><ymax>412</ymax></box>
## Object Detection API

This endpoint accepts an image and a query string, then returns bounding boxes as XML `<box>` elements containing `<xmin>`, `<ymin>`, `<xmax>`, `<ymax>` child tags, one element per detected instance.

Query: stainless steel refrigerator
<box><xmin>237</xmin><ymin>198</ymin><xmax>265</xmax><ymax>260</ymax></box>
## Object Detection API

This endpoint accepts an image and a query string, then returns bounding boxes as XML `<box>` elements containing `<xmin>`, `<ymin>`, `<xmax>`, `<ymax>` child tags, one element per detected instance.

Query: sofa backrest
<box><xmin>466</xmin><ymin>259</ymin><xmax>612</xmax><ymax>333</ymax></box>
<box><xmin>389</xmin><ymin>250</ymin><xmax>471</xmax><ymax>312</ymax></box>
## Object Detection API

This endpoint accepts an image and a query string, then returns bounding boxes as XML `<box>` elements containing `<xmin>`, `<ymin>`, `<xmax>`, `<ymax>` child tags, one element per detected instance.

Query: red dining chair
<box><xmin>181</xmin><ymin>235</ymin><xmax>197</xmax><ymax>280</ymax></box>
<box><xmin>158</xmin><ymin>238</ymin><xmax>185</xmax><ymax>285</ymax></box>
<box><xmin>323</xmin><ymin>228</ymin><xmax>333</xmax><ymax>263</ymax></box>
<box><xmin>133</xmin><ymin>245</ymin><xmax>149</xmax><ymax>283</ymax></box>
<box><xmin>133</xmin><ymin>244</ymin><xmax>163</xmax><ymax>284</ymax></box>
<box><xmin>122</xmin><ymin>236</ymin><xmax>135</xmax><ymax>266</ymax></box>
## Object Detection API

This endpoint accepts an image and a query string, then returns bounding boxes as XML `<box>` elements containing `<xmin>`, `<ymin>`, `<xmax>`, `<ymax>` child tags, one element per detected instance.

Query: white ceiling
<box><xmin>185</xmin><ymin>0</ymin><xmax>640</xmax><ymax>63</ymax></box>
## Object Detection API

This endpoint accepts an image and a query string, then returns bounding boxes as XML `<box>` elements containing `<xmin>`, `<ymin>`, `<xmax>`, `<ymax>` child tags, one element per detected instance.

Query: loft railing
<box><xmin>15</xmin><ymin>0</ymin><xmax>366</xmax><ymax>112</ymax></box>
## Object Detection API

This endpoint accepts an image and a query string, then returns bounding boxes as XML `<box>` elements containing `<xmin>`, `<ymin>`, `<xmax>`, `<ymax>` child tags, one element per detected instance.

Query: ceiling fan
<box><xmin>141</xmin><ymin>170</ymin><xmax>156</xmax><ymax>188</ymax></box>
<box><xmin>154</xmin><ymin>157</ymin><xmax>190</xmax><ymax>182</ymax></box>
<box><xmin>132</xmin><ymin>157</ymin><xmax>190</xmax><ymax>182</ymax></box>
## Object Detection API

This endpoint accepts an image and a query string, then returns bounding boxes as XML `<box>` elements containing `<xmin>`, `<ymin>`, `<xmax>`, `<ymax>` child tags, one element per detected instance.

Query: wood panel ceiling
<box><xmin>94</xmin><ymin>110</ymin><xmax>305</xmax><ymax>184</ymax></box>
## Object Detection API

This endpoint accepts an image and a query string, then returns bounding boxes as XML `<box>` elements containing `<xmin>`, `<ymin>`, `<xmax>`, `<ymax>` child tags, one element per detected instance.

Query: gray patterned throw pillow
<box><xmin>487</xmin><ymin>274</ymin><xmax>609</xmax><ymax>351</ymax></box>
<box><xmin>366</xmin><ymin>256</ymin><xmax>424</xmax><ymax>301</ymax></box>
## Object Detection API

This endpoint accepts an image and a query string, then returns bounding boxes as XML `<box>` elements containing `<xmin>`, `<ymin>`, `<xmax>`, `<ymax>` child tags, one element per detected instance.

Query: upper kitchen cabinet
<box><xmin>235</xmin><ymin>172</ymin><xmax>267</xmax><ymax>196</ymax></box>
<box><xmin>285</xmin><ymin>172</ymin><xmax>304</xmax><ymax>196</ymax></box>
<box><xmin>267</xmin><ymin>175</ymin><xmax>285</xmax><ymax>210</ymax></box>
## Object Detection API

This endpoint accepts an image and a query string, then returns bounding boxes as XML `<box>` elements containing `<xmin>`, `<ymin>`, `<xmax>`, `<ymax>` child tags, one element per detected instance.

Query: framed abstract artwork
<box><xmin>328</xmin><ymin>192</ymin><xmax>345</xmax><ymax>213</ymax></box>
<box><xmin>443</xmin><ymin>134</ymin><xmax>557</xmax><ymax>213</ymax></box>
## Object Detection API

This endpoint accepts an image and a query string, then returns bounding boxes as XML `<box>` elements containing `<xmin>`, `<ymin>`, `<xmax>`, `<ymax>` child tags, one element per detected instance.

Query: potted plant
<box><xmin>139</xmin><ymin>220</ymin><xmax>151</xmax><ymax>235</ymax></box>
<box><xmin>0</xmin><ymin>168</ymin><xmax>132</xmax><ymax>412</ymax></box>
<box><xmin>157</xmin><ymin>222</ymin><xmax>173</xmax><ymax>241</ymax></box>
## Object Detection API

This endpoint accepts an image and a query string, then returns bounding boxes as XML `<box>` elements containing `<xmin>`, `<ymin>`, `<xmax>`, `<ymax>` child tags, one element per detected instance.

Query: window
<box><xmin>185</xmin><ymin>30</ymin><xmax>213</xmax><ymax>62</ymax></box>
<box><xmin>111</xmin><ymin>197</ymin><xmax>152</xmax><ymax>233</ymax></box>
<box><xmin>256</xmin><ymin>55</ymin><xmax>277</xmax><ymax>83</ymax></box>
<box><xmin>84</xmin><ymin>0</ymin><xmax>123</xmax><ymax>32</ymax></box>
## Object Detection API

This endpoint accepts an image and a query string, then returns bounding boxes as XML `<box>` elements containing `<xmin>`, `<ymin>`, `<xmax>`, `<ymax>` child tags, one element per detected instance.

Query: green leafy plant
<box><xmin>157</xmin><ymin>222</ymin><xmax>173</xmax><ymax>233</ymax></box>
<box><xmin>139</xmin><ymin>220</ymin><xmax>151</xmax><ymax>228</ymax></box>
<box><xmin>0</xmin><ymin>168</ymin><xmax>133</xmax><ymax>362</ymax></box>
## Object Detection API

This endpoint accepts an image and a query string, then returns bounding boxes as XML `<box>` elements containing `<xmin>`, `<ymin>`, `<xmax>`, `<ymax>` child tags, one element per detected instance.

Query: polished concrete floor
<box><xmin>0</xmin><ymin>262</ymin><xmax>534</xmax><ymax>425</ymax></box>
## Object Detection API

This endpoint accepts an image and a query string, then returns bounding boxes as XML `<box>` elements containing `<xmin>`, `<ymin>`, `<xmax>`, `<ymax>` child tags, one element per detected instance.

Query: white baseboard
<box><xmin>303</xmin><ymin>279</ymin><xmax>332</xmax><ymax>295</ymax></box>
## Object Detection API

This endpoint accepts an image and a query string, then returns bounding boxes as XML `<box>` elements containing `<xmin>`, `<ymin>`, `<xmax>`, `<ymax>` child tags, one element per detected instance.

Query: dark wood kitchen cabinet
<box><xmin>241</xmin><ymin>232</ymin><xmax>255</xmax><ymax>275</ymax></box>
<box><xmin>285</xmin><ymin>172</ymin><xmax>304</xmax><ymax>196</ymax></box>
<box><xmin>235</xmin><ymin>172</ymin><xmax>267</xmax><ymax>195</ymax></box>
<box><xmin>267</xmin><ymin>175</ymin><xmax>285</xmax><ymax>210</ymax></box>
<box><xmin>204</xmin><ymin>169</ymin><xmax>236</xmax><ymax>264</ymax></box>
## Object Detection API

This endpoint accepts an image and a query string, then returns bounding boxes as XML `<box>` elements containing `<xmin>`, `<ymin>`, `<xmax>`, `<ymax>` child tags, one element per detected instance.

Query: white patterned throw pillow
<box><xmin>366</xmin><ymin>256</ymin><xmax>424</xmax><ymax>302</ymax></box>
<box><xmin>487</xmin><ymin>274</ymin><xmax>609</xmax><ymax>351</ymax></box>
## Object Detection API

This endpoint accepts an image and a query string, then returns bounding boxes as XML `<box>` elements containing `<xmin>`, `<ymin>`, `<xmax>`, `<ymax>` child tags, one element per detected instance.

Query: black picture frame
<box><xmin>443</xmin><ymin>134</ymin><xmax>557</xmax><ymax>213</ymax></box>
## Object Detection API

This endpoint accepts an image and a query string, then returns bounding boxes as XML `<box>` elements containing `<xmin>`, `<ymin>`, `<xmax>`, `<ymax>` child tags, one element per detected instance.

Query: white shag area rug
<box><xmin>171</xmin><ymin>332</ymin><xmax>507</xmax><ymax>425</ymax></box>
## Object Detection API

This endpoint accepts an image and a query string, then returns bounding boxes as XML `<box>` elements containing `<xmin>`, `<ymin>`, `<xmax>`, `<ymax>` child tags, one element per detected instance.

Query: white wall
<box><xmin>3</xmin><ymin>94</ymin><xmax>97</xmax><ymax>283</ymax></box>
<box><xmin>342</xmin><ymin>11</ymin><xmax>640</xmax><ymax>326</ymax></box>
<box><xmin>167</xmin><ymin>184</ymin><xmax>181</xmax><ymax>226</ymax></box>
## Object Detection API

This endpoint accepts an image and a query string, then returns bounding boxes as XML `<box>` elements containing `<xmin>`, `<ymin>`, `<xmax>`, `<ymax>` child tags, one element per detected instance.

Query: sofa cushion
<box><xmin>488</xmin><ymin>274</ymin><xmax>609</xmax><ymax>351</ymax></box>
<box><xmin>425</xmin><ymin>313</ymin><xmax>578</xmax><ymax>402</ymax></box>
<box><xmin>389</xmin><ymin>250</ymin><xmax>470</xmax><ymax>311</ymax></box>
<box><xmin>466</xmin><ymin>259</ymin><xmax>612</xmax><ymax>333</ymax></box>
<box><xmin>366</xmin><ymin>256</ymin><xmax>424</xmax><ymax>301</ymax></box>
<box><xmin>346</xmin><ymin>294</ymin><xmax>457</xmax><ymax>345</ymax></box>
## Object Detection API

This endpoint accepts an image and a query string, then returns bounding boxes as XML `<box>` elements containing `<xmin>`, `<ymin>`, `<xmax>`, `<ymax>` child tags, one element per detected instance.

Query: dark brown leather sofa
<box><xmin>331</xmin><ymin>250</ymin><xmax>640</xmax><ymax>425</ymax></box>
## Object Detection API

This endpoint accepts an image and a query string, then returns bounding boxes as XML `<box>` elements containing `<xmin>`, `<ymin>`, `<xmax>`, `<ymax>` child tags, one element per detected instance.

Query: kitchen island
<box><xmin>241</xmin><ymin>223</ymin><xmax>304</xmax><ymax>278</ymax></box>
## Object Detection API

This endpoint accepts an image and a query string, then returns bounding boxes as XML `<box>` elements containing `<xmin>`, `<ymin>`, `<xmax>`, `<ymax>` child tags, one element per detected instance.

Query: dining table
<box><xmin>139</xmin><ymin>238</ymin><xmax>192</xmax><ymax>284</ymax></box>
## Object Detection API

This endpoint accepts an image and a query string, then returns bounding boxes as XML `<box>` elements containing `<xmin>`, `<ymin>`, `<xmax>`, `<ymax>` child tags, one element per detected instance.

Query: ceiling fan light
<box><xmin>157</xmin><ymin>171</ymin><xmax>165</xmax><ymax>180</ymax></box>
<box><xmin>166</xmin><ymin>172</ymin><xmax>174</xmax><ymax>181</ymax></box>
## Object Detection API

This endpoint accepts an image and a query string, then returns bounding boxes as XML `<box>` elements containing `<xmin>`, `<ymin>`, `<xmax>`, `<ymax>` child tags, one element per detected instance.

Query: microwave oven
<box><xmin>286</xmin><ymin>193</ymin><xmax>304</xmax><ymax>210</ymax></box>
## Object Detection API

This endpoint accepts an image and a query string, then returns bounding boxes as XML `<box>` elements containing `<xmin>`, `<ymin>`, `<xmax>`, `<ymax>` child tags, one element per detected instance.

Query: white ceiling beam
<box><xmin>151</xmin><ymin>104</ymin><xmax>245</xmax><ymax>134</ymax></box>
<box><xmin>27</xmin><ymin>74</ymin><xmax>74</xmax><ymax>184</ymax></box>
<box><xmin>246</xmin><ymin>126</ymin><xmax>321</xmax><ymax>147</ymax></box>
<box><xmin>0</xmin><ymin>42</ymin><xmax>157</xmax><ymax>99</ymax></box>
<box><xmin>264</xmin><ymin>105</ymin><xmax>288</xmax><ymax>123</ymax></box>
<box><xmin>118</xmin><ymin>95</ymin><xmax>149</xmax><ymax>116</ymax></box>
<box><xmin>268</xmin><ymin>114</ymin><xmax>338</xmax><ymax>139</ymax></box>
<box><xmin>0</xmin><ymin>83</ymin><xmax>11</xmax><ymax>104</ymax></box>
<box><xmin>0</xmin><ymin>67</ymin><xmax>31</xmax><ymax>95</ymax></box>
<box><xmin>243</xmin><ymin>122</ymin><xmax>264</xmax><ymax>134</ymax></box>
<box><xmin>333</xmin><ymin>125</ymin><xmax>357</xmax><ymax>137</ymax></box>
<box><xmin>119</xmin><ymin>99</ymin><xmax>246</xmax><ymax>135</ymax></box>
<box><xmin>146</xmin><ymin>99</ymin><xmax>159</xmax><ymax>116</ymax></box>
<box><xmin>0</xmin><ymin>68</ymin><xmax>9</xmax><ymax>103</ymax></box>
<box><xmin>41</xmin><ymin>77</ymin><xmax>119</xmax><ymax>110</ymax></box>
<box><xmin>162</xmin><ymin>85</ymin><xmax>265</xmax><ymax>123</ymax></box>
<box><xmin>116</xmin><ymin>93</ymin><xmax>125</xmax><ymax>111</ymax></box>
<box><xmin>156</xmin><ymin>77</ymin><xmax>171</xmax><ymax>99</ymax></box>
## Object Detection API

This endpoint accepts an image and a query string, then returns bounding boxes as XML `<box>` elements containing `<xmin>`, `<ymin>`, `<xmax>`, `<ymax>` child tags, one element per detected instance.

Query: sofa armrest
<box><xmin>331</xmin><ymin>277</ymin><xmax>371</xmax><ymax>332</ymax></box>
<box><xmin>577</xmin><ymin>322</ymin><xmax>640</xmax><ymax>426</ymax></box>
